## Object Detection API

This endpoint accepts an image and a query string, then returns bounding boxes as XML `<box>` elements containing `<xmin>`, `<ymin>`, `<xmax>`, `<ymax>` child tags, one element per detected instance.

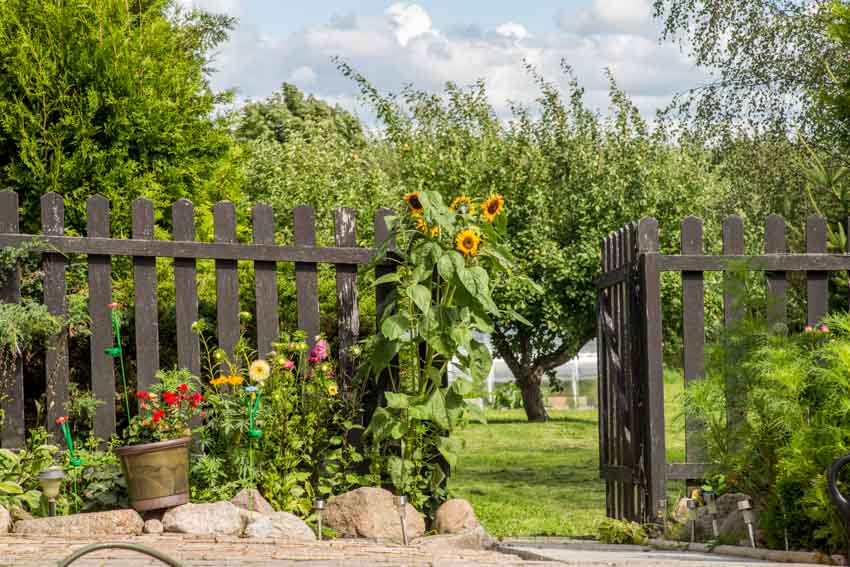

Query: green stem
<box><xmin>112</xmin><ymin>312</ymin><xmax>131</xmax><ymax>421</ymax></box>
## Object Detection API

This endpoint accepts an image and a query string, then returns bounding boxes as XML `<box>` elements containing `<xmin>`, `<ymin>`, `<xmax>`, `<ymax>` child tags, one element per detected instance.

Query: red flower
<box><xmin>162</xmin><ymin>392</ymin><xmax>180</xmax><ymax>406</ymax></box>
<box><xmin>151</xmin><ymin>409</ymin><xmax>165</xmax><ymax>422</ymax></box>
<box><xmin>177</xmin><ymin>383</ymin><xmax>189</xmax><ymax>393</ymax></box>
<box><xmin>190</xmin><ymin>391</ymin><xmax>205</xmax><ymax>408</ymax></box>
<box><xmin>136</xmin><ymin>390</ymin><xmax>152</xmax><ymax>401</ymax></box>
<box><xmin>55</xmin><ymin>415</ymin><xmax>68</xmax><ymax>425</ymax></box>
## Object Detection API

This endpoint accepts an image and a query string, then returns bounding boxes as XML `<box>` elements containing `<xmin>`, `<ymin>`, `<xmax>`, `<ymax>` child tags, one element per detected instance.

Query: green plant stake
<box><xmin>245</xmin><ymin>386</ymin><xmax>262</xmax><ymax>490</ymax></box>
<box><xmin>55</xmin><ymin>416</ymin><xmax>82</xmax><ymax>467</ymax></box>
<box><xmin>105</xmin><ymin>303</ymin><xmax>131</xmax><ymax>422</ymax></box>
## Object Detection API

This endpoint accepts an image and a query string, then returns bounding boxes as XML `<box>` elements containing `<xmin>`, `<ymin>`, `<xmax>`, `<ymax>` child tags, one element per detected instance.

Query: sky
<box><xmin>180</xmin><ymin>0</ymin><xmax>708</xmax><ymax>122</ymax></box>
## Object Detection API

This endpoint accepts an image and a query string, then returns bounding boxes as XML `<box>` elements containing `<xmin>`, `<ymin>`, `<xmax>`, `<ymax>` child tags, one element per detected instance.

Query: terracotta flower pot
<box><xmin>114</xmin><ymin>436</ymin><xmax>191</xmax><ymax>511</ymax></box>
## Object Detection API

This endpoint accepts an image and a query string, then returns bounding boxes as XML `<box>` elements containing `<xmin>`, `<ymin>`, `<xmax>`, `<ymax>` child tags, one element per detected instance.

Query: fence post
<box><xmin>214</xmin><ymin>201</ymin><xmax>240</xmax><ymax>370</ymax></box>
<box><xmin>87</xmin><ymin>195</ymin><xmax>116</xmax><ymax>441</ymax></box>
<box><xmin>598</xmin><ymin>233</ymin><xmax>612</xmax><ymax>518</ymax></box>
<box><xmin>806</xmin><ymin>215</ymin><xmax>828</xmax><ymax>326</ymax></box>
<box><xmin>681</xmin><ymin>216</ymin><xmax>706</xmax><ymax>466</ymax></box>
<box><xmin>765</xmin><ymin>215</ymin><xmax>787</xmax><ymax>326</ymax></box>
<box><xmin>638</xmin><ymin>216</ymin><xmax>665</xmax><ymax>524</ymax></box>
<box><xmin>294</xmin><ymin>205</ymin><xmax>320</xmax><ymax>347</ymax></box>
<box><xmin>0</xmin><ymin>191</ymin><xmax>24</xmax><ymax>448</ymax></box>
<box><xmin>42</xmin><ymin>193</ymin><xmax>70</xmax><ymax>438</ymax></box>
<box><xmin>334</xmin><ymin>208</ymin><xmax>359</xmax><ymax>390</ymax></box>
<box><xmin>252</xmin><ymin>204</ymin><xmax>279</xmax><ymax>359</ymax></box>
<box><xmin>172</xmin><ymin>199</ymin><xmax>200</xmax><ymax>377</ymax></box>
<box><xmin>133</xmin><ymin>198</ymin><xmax>159</xmax><ymax>393</ymax></box>
<box><xmin>722</xmin><ymin>215</ymin><xmax>745</xmax><ymax>434</ymax></box>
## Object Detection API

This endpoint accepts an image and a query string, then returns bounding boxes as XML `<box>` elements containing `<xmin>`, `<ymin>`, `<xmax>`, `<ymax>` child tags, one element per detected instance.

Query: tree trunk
<box><xmin>516</xmin><ymin>368</ymin><xmax>548</xmax><ymax>422</ymax></box>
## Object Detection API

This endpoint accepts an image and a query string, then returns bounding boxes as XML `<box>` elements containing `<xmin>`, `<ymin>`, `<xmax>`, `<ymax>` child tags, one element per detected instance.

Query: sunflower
<box><xmin>455</xmin><ymin>229</ymin><xmax>481</xmax><ymax>257</ymax></box>
<box><xmin>481</xmin><ymin>194</ymin><xmax>505</xmax><ymax>222</ymax></box>
<box><xmin>430</xmin><ymin>225</ymin><xmax>441</xmax><ymax>238</ymax></box>
<box><xmin>403</xmin><ymin>192</ymin><xmax>424</xmax><ymax>216</ymax></box>
<box><xmin>450</xmin><ymin>195</ymin><xmax>473</xmax><ymax>213</ymax></box>
<box><xmin>249</xmin><ymin>359</ymin><xmax>270</xmax><ymax>384</ymax></box>
<box><xmin>415</xmin><ymin>218</ymin><xmax>428</xmax><ymax>234</ymax></box>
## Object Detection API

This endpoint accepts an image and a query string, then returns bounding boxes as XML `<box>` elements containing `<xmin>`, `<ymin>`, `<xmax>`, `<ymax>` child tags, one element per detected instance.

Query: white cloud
<box><xmin>205</xmin><ymin>2</ymin><xmax>705</xmax><ymax>121</ymax></box>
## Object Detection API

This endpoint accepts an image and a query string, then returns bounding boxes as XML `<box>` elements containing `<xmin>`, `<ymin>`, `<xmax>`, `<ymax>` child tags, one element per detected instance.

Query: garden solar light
<box><xmin>701</xmin><ymin>488</ymin><xmax>719</xmax><ymax>538</ymax></box>
<box><xmin>394</xmin><ymin>494</ymin><xmax>408</xmax><ymax>545</ymax></box>
<box><xmin>686</xmin><ymin>498</ymin><xmax>698</xmax><ymax>542</ymax></box>
<box><xmin>656</xmin><ymin>498</ymin><xmax>667</xmax><ymax>523</ymax></box>
<box><xmin>38</xmin><ymin>466</ymin><xmax>64</xmax><ymax>517</ymax></box>
<box><xmin>738</xmin><ymin>498</ymin><xmax>756</xmax><ymax>548</ymax></box>
<box><xmin>314</xmin><ymin>498</ymin><xmax>326</xmax><ymax>541</ymax></box>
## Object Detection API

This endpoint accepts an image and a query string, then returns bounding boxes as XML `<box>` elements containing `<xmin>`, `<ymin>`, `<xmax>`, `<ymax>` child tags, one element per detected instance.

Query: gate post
<box><xmin>637</xmin><ymin>217</ymin><xmax>666</xmax><ymax>524</ymax></box>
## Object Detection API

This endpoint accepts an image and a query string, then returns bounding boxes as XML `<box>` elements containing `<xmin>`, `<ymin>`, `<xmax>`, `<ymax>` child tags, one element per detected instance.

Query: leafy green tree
<box><xmin>342</xmin><ymin>62</ymin><xmax>726</xmax><ymax>421</ymax></box>
<box><xmin>0</xmin><ymin>0</ymin><xmax>237</xmax><ymax>235</ymax></box>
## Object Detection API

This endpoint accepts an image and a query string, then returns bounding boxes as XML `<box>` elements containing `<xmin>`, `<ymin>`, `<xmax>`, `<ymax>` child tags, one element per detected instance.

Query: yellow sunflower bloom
<box><xmin>227</xmin><ymin>375</ymin><xmax>244</xmax><ymax>386</ymax></box>
<box><xmin>403</xmin><ymin>192</ymin><xmax>424</xmax><ymax>216</ymax></box>
<box><xmin>415</xmin><ymin>218</ymin><xmax>428</xmax><ymax>234</ymax></box>
<box><xmin>430</xmin><ymin>225</ymin><xmax>441</xmax><ymax>238</ymax></box>
<box><xmin>249</xmin><ymin>359</ymin><xmax>270</xmax><ymax>384</ymax></box>
<box><xmin>455</xmin><ymin>229</ymin><xmax>481</xmax><ymax>257</ymax></box>
<box><xmin>481</xmin><ymin>194</ymin><xmax>505</xmax><ymax>222</ymax></box>
<box><xmin>450</xmin><ymin>195</ymin><xmax>473</xmax><ymax>213</ymax></box>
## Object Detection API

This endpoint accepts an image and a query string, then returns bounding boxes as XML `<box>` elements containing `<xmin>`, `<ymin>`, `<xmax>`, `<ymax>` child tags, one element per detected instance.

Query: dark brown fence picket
<box><xmin>172</xmin><ymin>199</ymin><xmax>201</xmax><ymax>377</ymax></box>
<box><xmin>0</xmin><ymin>192</ymin><xmax>387</xmax><ymax>448</ymax></box>
<box><xmin>42</xmin><ymin>192</ymin><xmax>69</xmax><ymax>437</ymax></box>
<box><xmin>807</xmin><ymin>215</ymin><xmax>828</xmax><ymax>326</ymax></box>
<box><xmin>87</xmin><ymin>195</ymin><xmax>116</xmax><ymax>440</ymax></box>
<box><xmin>294</xmin><ymin>205</ymin><xmax>319</xmax><ymax>347</ymax></box>
<box><xmin>680</xmin><ymin>216</ymin><xmax>705</xmax><ymax>465</ymax></box>
<box><xmin>334</xmin><ymin>208</ymin><xmax>359</xmax><ymax>388</ymax></box>
<box><xmin>0</xmin><ymin>191</ymin><xmax>24</xmax><ymax>447</ymax></box>
<box><xmin>132</xmin><ymin>198</ymin><xmax>159</xmax><ymax>393</ymax></box>
<box><xmin>765</xmin><ymin>214</ymin><xmax>787</xmax><ymax>325</ymax></box>
<box><xmin>252</xmin><ymin>204</ymin><xmax>278</xmax><ymax>359</ymax></box>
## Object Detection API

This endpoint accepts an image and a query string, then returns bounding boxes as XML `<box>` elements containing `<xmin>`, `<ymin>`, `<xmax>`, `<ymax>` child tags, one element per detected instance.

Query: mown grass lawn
<box><xmin>451</xmin><ymin>371</ymin><xmax>685</xmax><ymax>538</ymax></box>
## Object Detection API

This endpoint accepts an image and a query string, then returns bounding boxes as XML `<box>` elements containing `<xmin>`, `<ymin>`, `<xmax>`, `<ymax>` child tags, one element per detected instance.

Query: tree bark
<box><xmin>516</xmin><ymin>367</ymin><xmax>548</xmax><ymax>422</ymax></box>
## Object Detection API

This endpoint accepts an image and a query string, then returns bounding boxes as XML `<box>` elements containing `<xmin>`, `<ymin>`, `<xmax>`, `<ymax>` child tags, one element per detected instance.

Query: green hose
<box><xmin>57</xmin><ymin>542</ymin><xmax>184</xmax><ymax>567</ymax></box>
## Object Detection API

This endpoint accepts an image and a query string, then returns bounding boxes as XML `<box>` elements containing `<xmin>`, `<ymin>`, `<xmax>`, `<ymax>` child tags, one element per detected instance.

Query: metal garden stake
<box><xmin>738</xmin><ymin>498</ymin><xmax>756</xmax><ymax>548</ymax></box>
<box><xmin>686</xmin><ymin>498</ymin><xmax>698</xmax><ymax>542</ymax></box>
<box><xmin>314</xmin><ymin>498</ymin><xmax>326</xmax><ymax>541</ymax></box>
<box><xmin>394</xmin><ymin>494</ymin><xmax>408</xmax><ymax>545</ymax></box>
<box><xmin>702</xmin><ymin>488</ymin><xmax>719</xmax><ymax>538</ymax></box>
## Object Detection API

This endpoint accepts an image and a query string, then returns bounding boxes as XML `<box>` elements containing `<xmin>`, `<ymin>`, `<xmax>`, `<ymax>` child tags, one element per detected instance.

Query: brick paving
<box><xmin>0</xmin><ymin>534</ymin><xmax>545</xmax><ymax>566</ymax></box>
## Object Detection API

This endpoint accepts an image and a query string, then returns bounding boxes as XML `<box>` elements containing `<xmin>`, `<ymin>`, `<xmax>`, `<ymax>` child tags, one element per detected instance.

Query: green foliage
<box><xmin>0</xmin><ymin>0</ymin><xmax>239</xmax><ymax>236</ymax></box>
<box><xmin>59</xmin><ymin>438</ymin><xmax>127</xmax><ymax>514</ymax></box>
<box><xmin>64</xmin><ymin>383</ymin><xmax>104</xmax><ymax>440</ymax></box>
<box><xmin>597</xmin><ymin>518</ymin><xmax>648</xmax><ymax>545</ymax></box>
<box><xmin>0</xmin><ymin>428</ymin><xmax>56</xmax><ymax>514</ymax></box>
<box><xmin>492</xmin><ymin>383</ymin><xmax>524</xmax><ymax>410</ymax></box>
<box><xmin>685</xmin><ymin>309</ymin><xmax>850</xmax><ymax>553</ymax></box>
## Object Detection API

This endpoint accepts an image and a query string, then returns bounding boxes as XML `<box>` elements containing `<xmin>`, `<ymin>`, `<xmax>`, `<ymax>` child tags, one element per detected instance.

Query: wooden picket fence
<box><xmin>596</xmin><ymin>214</ymin><xmax>838</xmax><ymax>524</ymax></box>
<box><xmin>0</xmin><ymin>191</ymin><xmax>395</xmax><ymax>449</ymax></box>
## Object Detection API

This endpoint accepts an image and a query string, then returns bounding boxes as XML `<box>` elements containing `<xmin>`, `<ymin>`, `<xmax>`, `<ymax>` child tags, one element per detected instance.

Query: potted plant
<box><xmin>114</xmin><ymin>369</ymin><xmax>205</xmax><ymax>511</ymax></box>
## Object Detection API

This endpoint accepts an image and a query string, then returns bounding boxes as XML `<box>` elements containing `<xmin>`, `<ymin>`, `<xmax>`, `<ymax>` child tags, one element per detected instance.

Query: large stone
<box><xmin>434</xmin><ymin>499</ymin><xmax>480</xmax><ymax>534</ymax></box>
<box><xmin>162</xmin><ymin>501</ymin><xmax>244</xmax><ymax>536</ymax></box>
<box><xmin>230</xmin><ymin>488</ymin><xmax>275</xmax><ymax>516</ymax></box>
<box><xmin>13</xmin><ymin>509</ymin><xmax>143</xmax><ymax>536</ymax></box>
<box><xmin>414</xmin><ymin>527</ymin><xmax>495</xmax><ymax>551</ymax></box>
<box><xmin>324</xmin><ymin>487</ymin><xmax>426</xmax><ymax>542</ymax></box>
<box><xmin>0</xmin><ymin>505</ymin><xmax>10</xmax><ymax>534</ymax></box>
<box><xmin>244</xmin><ymin>512</ymin><xmax>316</xmax><ymax>540</ymax></box>
<box><xmin>143</xmin><ymin>519</ymin><xmax>164</xmax><ymax>534</ymax></box>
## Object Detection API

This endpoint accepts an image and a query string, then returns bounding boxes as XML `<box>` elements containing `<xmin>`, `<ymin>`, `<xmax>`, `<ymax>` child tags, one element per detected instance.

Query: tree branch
<box><xmin>531</xmin><ymin>343</ymin><xmax>576</xmax><ymax>376</ymax></box>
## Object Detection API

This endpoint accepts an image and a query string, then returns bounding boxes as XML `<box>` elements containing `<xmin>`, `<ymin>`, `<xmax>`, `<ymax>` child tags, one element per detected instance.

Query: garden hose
<box><xmin>57</xmin><ymin>542</ymin><xmax>184</xmax><ymax>567</ymax></box>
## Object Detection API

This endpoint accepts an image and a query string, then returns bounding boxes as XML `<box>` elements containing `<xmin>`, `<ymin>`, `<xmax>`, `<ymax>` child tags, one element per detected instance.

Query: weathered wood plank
<box><xmin>722</xmin><ymin>215</ymin><xmax>745</xmax><ymax>326</ymax></box>
<box><xmin>214</xmin><ymin>201</ymin><xmax>240</xmax><ymax>369</ymax></box>
<box><xmin>0</xmin><ymin>234</ymin><xmax>376</xmax><ymax>264</ymax></box>
<box><xmin>172</xmin><ymin>200</ymin><xmax>200</xmax><ymax>376</ymax></box>
<box><xmin>294</xmin><ymin>205</ymin><xmax>319</xmax><ymax>347</ymax></box>
<box><xmin>667</xmin><ymin>463</ymin><xmax>711</xmax><ymax>480</ymax></box>
<box><xmin>41</xmin><ymin>192</ymin><xmax>69</xmax><ymax>437</ymax></box>
<box><xmin>132</xmin><ymin>198</ymin><xmax>159</xmax><ymax>394</ymax></box>
<box><xmin>658</xmin><ymin>254</ymin><xmax>850</xmax><ymax>272</ymax></box>
<box><xmin>806</xmin><ymin>215</ymin><xmax>828</xmax><ymax>326</ymax></box>
<box><xmin>334</xmin><ymin>207</ymin><xmax>359</xmax><ymax>389</ymax></box>
<box><xmin>87</xmin><ymin>195</ymin><xmax>116</xmax><ymax>441</ymax></box>
<box><xmin>0</xmin><ymin>191</ymin><xmax>24</xmax><ymax>448</ymax></box>
<box><xmin>638</xmin><ymin>217</ymin><xmax>666</xmax><ymax>523</ymax></box>
<box><xmin>765</xmin><ymin>214</ymin><xmax>787</xmax><ymax>326</ymax></box>
<box><xmin>681</xmin><ymin>216</ymin><xmax>706</xmax><ymax>465</ymax></box>
<box><xmin>252</xmin><ymin>204</ymin><xmax>278</xmax><ymax>359</ymax></box>
<box><xmin>613</xmin><ymin>228</ymin><xmax>624</xmax><ymax>519</ymax></box>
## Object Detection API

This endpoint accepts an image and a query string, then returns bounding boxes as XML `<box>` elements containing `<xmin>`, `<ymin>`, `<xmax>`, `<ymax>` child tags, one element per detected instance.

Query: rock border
<box><xmin>647</xmin><ymin>538</ymin><xmax>847</xmax><ymax>566</ymax></box>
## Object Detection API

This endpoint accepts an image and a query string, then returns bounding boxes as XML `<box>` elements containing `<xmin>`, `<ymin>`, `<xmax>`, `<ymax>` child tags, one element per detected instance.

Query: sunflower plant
<box><xmin>363</xmin><ymin>189</ymin><xmax>526</xmax><ymax>510</ymax></box>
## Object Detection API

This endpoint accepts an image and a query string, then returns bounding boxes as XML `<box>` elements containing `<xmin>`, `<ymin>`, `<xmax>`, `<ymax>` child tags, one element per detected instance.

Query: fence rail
<box><xmin>0</xmin><ymin>190</ymin><xmax>394</xmax><ymax>449</ymax></box>
<box><xmin>597</xmin><ymin>213</ymin><xmax>840</xmax><ymax>524</ymax></box>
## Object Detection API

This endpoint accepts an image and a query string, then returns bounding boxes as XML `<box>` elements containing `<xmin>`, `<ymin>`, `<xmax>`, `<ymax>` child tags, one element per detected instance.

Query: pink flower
<box><xmin>282</xmin><ymin>359</ymin><xmax>295</xmax><ymax>370</ymax></box>
<box><xmin>309</xmin><ymin>356</ymin><xmax>321</xmax><ymax>364</ymax></box>
<box><xmin>820</xmin><ymin>324</ymin><xmax>830</xmax><ymax>333</ymax></box>
<box><xmin>804</xmin><ymin>325</ymin><xmax>814</xmax><ymax>333</ymax></box>
<box><xmin>309</xmin><ymin>339</ymin><xmax>329</xmax><ymax>362</ymax></box>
